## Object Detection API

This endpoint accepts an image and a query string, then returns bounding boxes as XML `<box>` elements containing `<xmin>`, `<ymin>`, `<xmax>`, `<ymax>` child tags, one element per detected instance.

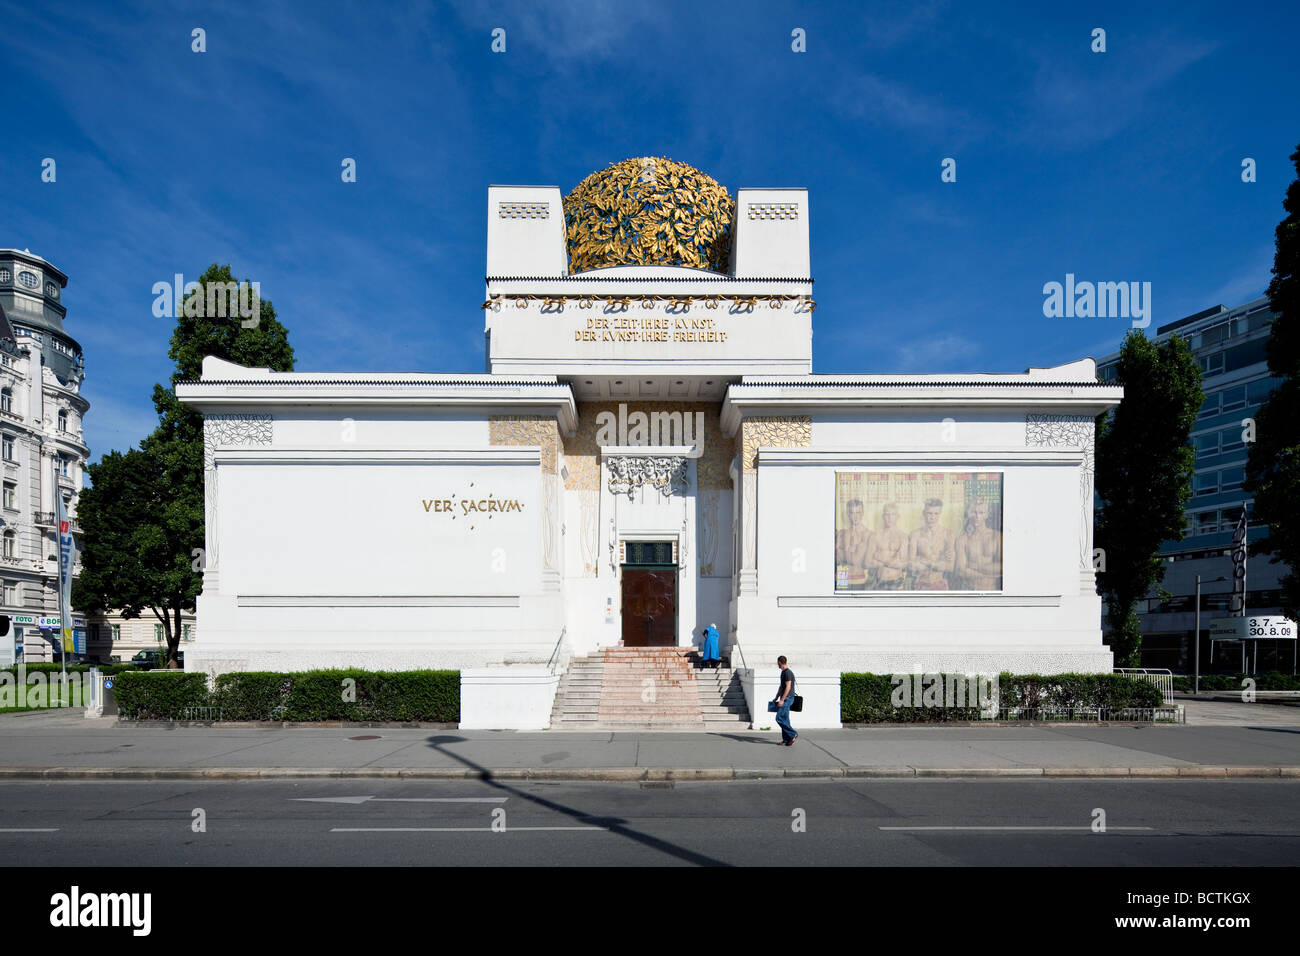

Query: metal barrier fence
<box><xmin>988</xmin><ymin>706</ymin><xmax>1182</xmax><ymax>723</ymax></box>
<box><xmin>1115</xmin><ymin>667</ymin><xmax>1175</xmax><ymax>704</ymax></box>
<box><xmin>180</xmin><ymin>706</ymin><xmax>223</xmax><ymax>721</ymax></box>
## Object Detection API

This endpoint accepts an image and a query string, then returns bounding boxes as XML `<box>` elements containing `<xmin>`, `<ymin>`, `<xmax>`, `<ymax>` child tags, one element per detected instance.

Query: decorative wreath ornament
<box><xmin>563</xmin><ymin>157</ymin><xmax>736</xmax><ymax>274</ymax></box>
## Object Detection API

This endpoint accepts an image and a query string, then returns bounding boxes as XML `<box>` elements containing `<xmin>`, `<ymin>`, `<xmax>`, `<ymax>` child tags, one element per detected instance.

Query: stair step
<box><xmin>550</xmin><ymin>646</ymin><xmax>749</xmax><ymax>729</ymax></box>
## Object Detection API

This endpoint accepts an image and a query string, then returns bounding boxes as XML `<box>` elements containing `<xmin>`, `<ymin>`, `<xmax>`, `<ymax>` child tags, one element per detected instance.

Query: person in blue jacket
<box><xmin>701</xmin><ymin>623</ymin><xmax>721</xmax><ymax>668</ymax></box>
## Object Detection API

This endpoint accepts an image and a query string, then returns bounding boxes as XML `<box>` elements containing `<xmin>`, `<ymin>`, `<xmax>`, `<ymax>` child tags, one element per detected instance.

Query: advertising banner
<box><xmin>56</xmin><ymin>493</ymin><xmax>76</xmax><ymax>653</ymax></box>
<box><xmin>835</xmin><ymin>471</ymin><xmax>1003</xmax><ymax>592</ymax></box>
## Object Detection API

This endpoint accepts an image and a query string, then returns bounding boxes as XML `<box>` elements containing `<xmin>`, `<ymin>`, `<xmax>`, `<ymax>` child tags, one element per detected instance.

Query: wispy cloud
<box><xmin>445</xmin><ymin>0</ymin><xmax>661</xmax><ymax>68</ymax></box>
<box><xmin>894</xmin><ymin>333</ymin><xmax>981</xmax><ymax>372</ymax></box>
<box><xmin>1014</xmin><ymin>31</ymin><xmax>1219</xmax><ymax>148</ymax></box>
<box><xmin>828</xmin><ymin>70</ymin><xmax>984</xmax><ymax>143</ymax></box>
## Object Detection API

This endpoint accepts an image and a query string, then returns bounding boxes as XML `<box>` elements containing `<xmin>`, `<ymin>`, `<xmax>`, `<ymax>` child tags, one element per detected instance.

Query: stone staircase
<box><xmin>549</xmin><ymin>647</ymin><xmax>750</xmax><ymax>730</ymax></box>
<box><xmin>692</xmin><ymin>655</ymin><xmax>751</xmax><ymax>729</ymax></box>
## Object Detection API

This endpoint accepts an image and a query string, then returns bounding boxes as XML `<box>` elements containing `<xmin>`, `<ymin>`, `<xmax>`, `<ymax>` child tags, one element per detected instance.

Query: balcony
<box><xmin>34</xmin><ymin>512</ymin><xmax>55</xmax><ymax>526</ymax></box>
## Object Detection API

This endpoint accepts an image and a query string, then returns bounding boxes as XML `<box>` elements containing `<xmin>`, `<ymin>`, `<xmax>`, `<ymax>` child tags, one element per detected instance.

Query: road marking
<box><xmin>0</xmin><ymin>828</ymin><xmax>59</xmax><ymax>832</ymax></box>
<box><xmin>292</xmin><ymin>796</ymin><xmax>508</xmax><ymax>804</ymax></box>
<box><xmin>880</xmin><ymin>825</ymin><xmax>1154</xmax><ymax>831</ymax></box>
<box><xmin>330</xmin><ymin>826</ymin><xmax>606</xmax><ymax>833</ymax></box>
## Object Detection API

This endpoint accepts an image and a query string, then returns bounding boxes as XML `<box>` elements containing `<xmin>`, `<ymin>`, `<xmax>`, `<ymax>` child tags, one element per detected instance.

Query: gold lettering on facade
<box><xmin>565</xmin><ymin>312</ymin><xmax>731</xmax><ymax>347</ymax></box>
<box><xmin>420</xmin><ymin>494</ymin><xmax>524</xmax><ymax>515</ymax></box>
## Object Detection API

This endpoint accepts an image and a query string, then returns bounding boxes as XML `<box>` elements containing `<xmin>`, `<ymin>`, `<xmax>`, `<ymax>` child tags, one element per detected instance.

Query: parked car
<box><xmin>130</xmin><ymin>650</ymin><xmax>165</xmax><ymax>670</ymax></box>
<box><xmin>129</xmin><ymin>650</ymin><xmax>185</xmax><ymax>670</ymax></box>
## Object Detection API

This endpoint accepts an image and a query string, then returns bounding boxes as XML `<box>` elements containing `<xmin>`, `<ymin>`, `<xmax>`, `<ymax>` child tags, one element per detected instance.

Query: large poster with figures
<box><xmin>835</xmin><ymin>472</ymin><xmax>1003</xmax><ymax>592</ymax></box>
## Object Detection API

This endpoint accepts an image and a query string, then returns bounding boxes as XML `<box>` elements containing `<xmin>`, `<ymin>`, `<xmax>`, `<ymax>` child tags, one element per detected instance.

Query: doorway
<box><xmin>621</xmin><ymin>566</ymin><xmax>677</xmax><ymax>647</ymax></box>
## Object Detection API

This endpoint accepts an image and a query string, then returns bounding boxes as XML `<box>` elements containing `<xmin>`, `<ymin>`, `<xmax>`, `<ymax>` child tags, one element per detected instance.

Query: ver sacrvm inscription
<box><xmin>835</xmin><ymin>472</ymin><xmax>1003</xmax><ymax>592</ymax></box>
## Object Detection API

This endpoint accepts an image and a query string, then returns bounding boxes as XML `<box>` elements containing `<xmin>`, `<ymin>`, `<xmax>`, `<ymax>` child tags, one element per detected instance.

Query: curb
<box><xmin>1</xmin><ymin>766</ymin><xmax>1298</xmax><ymax>781</ymax></box>
<box><xmin>118</xmin><ymin>721</ymin><xmax>462</xmax><ymax>730</ymax></box>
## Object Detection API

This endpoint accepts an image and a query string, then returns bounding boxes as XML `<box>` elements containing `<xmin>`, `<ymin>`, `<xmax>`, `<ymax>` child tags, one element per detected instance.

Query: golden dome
<box><xmin>563</xmin><ymin>157</ymin><xmax>735</xmax><ymax>274</ymax></box>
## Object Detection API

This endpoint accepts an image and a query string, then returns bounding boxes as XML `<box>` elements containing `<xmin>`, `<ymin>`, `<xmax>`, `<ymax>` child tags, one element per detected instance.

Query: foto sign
<box><xmin>1210</xmin><ymin>616</ymin><xmax>1297</xmax><ymax>640</ymax></box>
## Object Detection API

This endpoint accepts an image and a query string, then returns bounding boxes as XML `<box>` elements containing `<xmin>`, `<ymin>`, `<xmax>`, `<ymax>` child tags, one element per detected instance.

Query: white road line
<box><xmin>292</xmin><ymin>796</ymin><xmax>508</xmax><ymax>804</ymax></box>
<box><xmin>880</xmin><ymin>825</ymin><xmax>1155</xmax><ymax>831</ymax></box>
<box><xmin>369</xmin><ymin>798</ymin><xmax>508</xmax><ymax>803</ymax></box>
<box><xmin>0</xmin><ymin>828</ymin><xmax>59</xmax><ymax>832</ymax></box>
<box><xmin>330</xmin><ymin>826</ymin><xmax>607</xmax><ymax>833</ymax></box>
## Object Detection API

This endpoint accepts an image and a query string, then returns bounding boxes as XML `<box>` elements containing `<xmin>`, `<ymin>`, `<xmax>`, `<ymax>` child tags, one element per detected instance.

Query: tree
<box><xmin>74</xmin><ymin>264</ymin><xmax>293</xmax><ymax>666</ymax></box>
<box><xmin>1094</xmin><ymin>330</ymin><xmax>1204</xmax><ymax>666</ymax></box>
<box><xmin>72</xmin><ymin>448</ymin><xmax>194</xmax><ymax>655</ymax></box>
<box><xmin>1245</xmin><ymin>143</ymin><xmax>1300</xmax><ymax>622</ymax></box>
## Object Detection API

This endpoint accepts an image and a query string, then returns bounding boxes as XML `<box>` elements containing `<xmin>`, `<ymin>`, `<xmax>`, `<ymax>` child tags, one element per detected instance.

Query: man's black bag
<box><xmin>791</xmin><ymin>694</ymin><xmax>803</xmax><ymax>712</ymax></box>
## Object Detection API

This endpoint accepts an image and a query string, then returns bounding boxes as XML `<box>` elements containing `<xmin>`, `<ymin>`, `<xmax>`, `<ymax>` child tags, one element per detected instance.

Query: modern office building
<box><xmin>1097</xmin><ymin>295</ymin><xmax>1291</xmax><ymax>673</ymax></box>
<box><xmin>177</xmin><ymin>158</ymin><xmax>1123</xmax><ymax>728</ymax></box>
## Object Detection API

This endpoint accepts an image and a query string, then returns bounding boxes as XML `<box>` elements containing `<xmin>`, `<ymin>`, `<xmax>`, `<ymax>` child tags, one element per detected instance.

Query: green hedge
<box><xmin>114</xmin><ymin>668</ymin><xmax>461</xmax><ymax>721</ymax></box>
<box><xmin>1000</xmin><ymin>673</ymin><xmax>1165</xmax><ymax>711</ymax></box>
<box><xmin>841</xmin><ymin>673</ymin><xmax>986</xmax><ymax>722</ymax></box>
<box><xmin>213</xmin><ymin>669</ymin><xmax>459</xmax><ymax>722</ymax></box>
<box><xmin>113</xmin><ymin>672</ymin><xmax>211</xmax><ymax>719</ymax></box>
<box><xmin>2</xmin><ymin>663</ymin><xmax>135</xmax><ymax>677</ymax></box>
<box><xmin>841</xmin><ymin>672</ymin><xmax>1165</xmax><ymax>722</ymax></box>
<box><xmin>1173</xmin><ymin>672</ymin><xmax>1300</xmax><ymax>692</ymax></box>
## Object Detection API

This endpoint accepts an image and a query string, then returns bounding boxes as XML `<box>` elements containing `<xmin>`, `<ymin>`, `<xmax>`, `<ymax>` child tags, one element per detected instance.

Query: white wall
<box><xmin>219</xmin><ymin>458</ymin><xmax>540</xmax><ymax>596</ymax></box>
<box><xmin>192</xmin><ymin>445</ymin><xmax>565</xmax><ymax>675</ymax></box>
<box><xmin>734</xmin><ymin>418</ymin><xmax>1111</xmax><ymax>674</ymax></box>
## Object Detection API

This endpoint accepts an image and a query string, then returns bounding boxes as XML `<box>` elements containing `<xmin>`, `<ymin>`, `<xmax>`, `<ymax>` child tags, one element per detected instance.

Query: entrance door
<box><xmin>621</xmin><ymin>568</ymin><xmax>677</xmax><ymax>647</ymax></box>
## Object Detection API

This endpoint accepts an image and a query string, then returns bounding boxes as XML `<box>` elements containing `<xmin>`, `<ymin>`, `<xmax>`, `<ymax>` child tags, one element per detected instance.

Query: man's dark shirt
<box><xmin>776</xmin><ymin>668</ymin><xmax>795</xmax><ymax>703</ymax></box>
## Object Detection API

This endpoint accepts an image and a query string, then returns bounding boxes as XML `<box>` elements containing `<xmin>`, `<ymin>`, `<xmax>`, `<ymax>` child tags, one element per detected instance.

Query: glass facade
<box><xmin>1096</xmin><ymin>296</ymin><xmax>1292</xmax><ymax>673</ymax></box>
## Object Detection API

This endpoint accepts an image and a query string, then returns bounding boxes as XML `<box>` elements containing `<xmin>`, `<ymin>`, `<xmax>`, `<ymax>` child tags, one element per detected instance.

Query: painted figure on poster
<box><xmin>955</xmin><ymin>496</ymin><xmax>1002</xmax><ymax>590</ymax></box>
<box><xmin>835</xmin><ymin>498</ymin><xmax>870</xmax><ymax>590</ymax></box>
<box><xmin>908</xmin><ymin>498</ymin><xmax>955</xmax><ymax>590</ymax></box>
<box><xmin>867</xmin><ymin>502</ymin><xmax>908</xmax><ymax>589</ymax></box>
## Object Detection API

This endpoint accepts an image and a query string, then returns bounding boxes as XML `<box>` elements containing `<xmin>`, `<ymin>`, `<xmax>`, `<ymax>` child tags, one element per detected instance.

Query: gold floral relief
<box><xmin>563</xmin><ymin>157</ymin><xmax>736</xmax><ymax>274</ymax></box>
<box><xmin>562</xmin><ymin>402</ymin><xmax>731</xmax><ymax>490</ymax></box>
<box><xmin>489</xmin><ymin>416</ymin><xmax>558</xmax><ymax>474</ymax></box>
<box><xmin>741</xmin><ymin>416</ymin><xmax>812</xmax><ymax>473</ymax></box>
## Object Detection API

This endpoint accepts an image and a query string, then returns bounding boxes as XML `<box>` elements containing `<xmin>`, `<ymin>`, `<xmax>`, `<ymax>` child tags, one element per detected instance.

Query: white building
<box><xmin>0</xmin><ymin>249</ymin><xmax>90</xmax><ymax>662</ymax></box>
<box><xmin>177</xmin><ymin>159</ymin><xmax>1122</xmax><ymax>727</ymax></box>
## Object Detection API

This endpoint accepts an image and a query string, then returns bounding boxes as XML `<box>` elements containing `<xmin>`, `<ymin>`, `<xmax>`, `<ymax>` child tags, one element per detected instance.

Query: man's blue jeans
<box><xmin>775</xmin><ymin>697</ymin><xmax>796</xmax><ymax>742</ymax></box>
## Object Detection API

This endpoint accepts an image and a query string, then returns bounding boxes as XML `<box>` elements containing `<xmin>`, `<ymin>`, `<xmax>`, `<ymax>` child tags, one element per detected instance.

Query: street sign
<box><xmin>1209</xmin><ymin>618</ymin><xmax>1246</xmax><ymax>640</ymax></box>
<box><xmin>1246</xmin><ymin>616</ymin><xmax>1297</xmax><ymax>640</ymax></box>
<box><xmin>1210</xmin><ymin>616</ymin><xmax>1297</xmax><ymax>640</ymax></box>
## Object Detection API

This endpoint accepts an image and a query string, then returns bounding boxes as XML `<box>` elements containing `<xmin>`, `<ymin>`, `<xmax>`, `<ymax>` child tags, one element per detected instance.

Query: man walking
<box><xmin>773</xmin><ymin>655</ymin><xmax>797</xmax><ymax>746</ymax></box>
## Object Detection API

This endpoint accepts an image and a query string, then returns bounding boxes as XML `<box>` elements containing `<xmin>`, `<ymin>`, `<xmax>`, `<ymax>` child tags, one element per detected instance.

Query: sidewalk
<box><xmin>1</xmin><ymin>699</ymin><xmax>1298</xmax><ymax>780</ymax></box>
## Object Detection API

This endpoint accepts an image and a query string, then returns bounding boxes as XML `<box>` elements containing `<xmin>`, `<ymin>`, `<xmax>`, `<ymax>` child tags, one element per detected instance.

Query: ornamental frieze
<box><xmin>203</xmin><ymin>414</ymin><xmax>273</xmax><ymax>471</ymax></box>
<box><xmin>606</xmin><ymin>455</ymin><xmax>688</xmax><ymax>499</ymax></box>
<box><xmin>1025</xmin><ymin>413</ymin><xmax>1095</xmax><ymax>477</ymax></box>
<box><xmin>740</xmin><ymin>416</ymin><xmax>812</xmax><ymax>473</ymax></box>
<box><xmin>489</xmin><ymin>415</ymin><xmax>559</xmax><ymax>475</ymax></box>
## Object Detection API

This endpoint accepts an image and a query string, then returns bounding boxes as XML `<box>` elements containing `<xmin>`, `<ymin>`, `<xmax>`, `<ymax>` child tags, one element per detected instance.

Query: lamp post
<box><xmin>1194</xmin><ymin>574</ymin><xmax>1229</xmax><ymax>695</ymax></box>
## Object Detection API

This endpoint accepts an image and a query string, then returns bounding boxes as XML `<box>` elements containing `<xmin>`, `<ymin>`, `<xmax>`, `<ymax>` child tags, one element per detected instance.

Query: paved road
<box><xmin>2</xmin><ymin>778</ymin><xmax>1298</xmax><ymax>866</ymax></box>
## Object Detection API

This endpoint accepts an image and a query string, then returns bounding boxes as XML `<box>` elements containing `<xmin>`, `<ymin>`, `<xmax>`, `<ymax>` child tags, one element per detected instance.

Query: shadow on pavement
<box><xmin>425</xmin><ymin>734</ymin><xmax>730</xmax><ymax>866</ymax></box>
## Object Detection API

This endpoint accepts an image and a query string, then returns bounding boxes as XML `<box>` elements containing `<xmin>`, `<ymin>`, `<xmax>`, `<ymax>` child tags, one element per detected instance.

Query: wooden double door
<box><xmin>620</xmin><ymin>567</ymin><xmax>677</xmax><ymax>647</ymax></box>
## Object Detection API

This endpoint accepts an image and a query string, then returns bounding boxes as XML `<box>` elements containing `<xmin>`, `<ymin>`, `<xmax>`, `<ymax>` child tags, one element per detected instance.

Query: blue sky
<box><xmin>4</xmin><ymin>0</ymin><xmax>1298</xmax><ymax>461</ymax></box>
